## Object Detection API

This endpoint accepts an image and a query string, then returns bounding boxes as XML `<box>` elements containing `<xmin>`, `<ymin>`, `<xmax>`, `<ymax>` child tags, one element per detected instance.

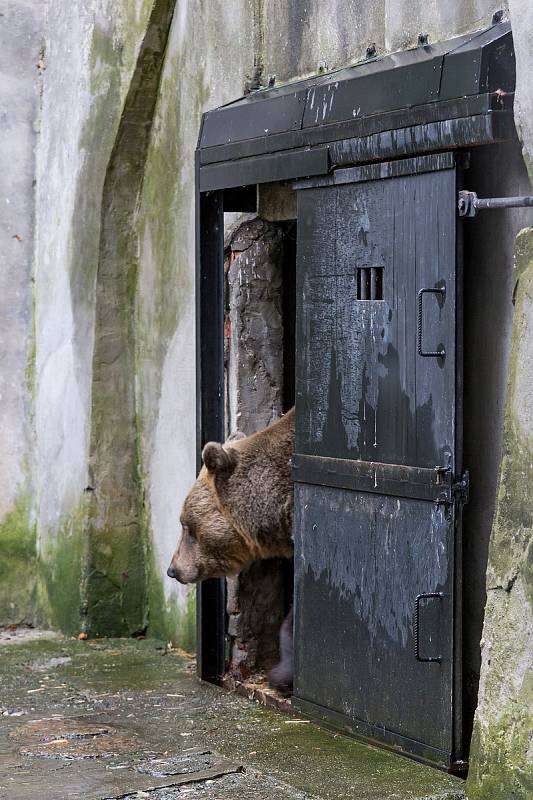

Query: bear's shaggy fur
<box><xmin>167</xmin><ymin>408</ymin><xmax>294</xmax><ymax>584</ymax></box>
<box><xmin>167</xmin><ymin>409</ymin><xmax>295</xmax><ymax>688</ymax></box>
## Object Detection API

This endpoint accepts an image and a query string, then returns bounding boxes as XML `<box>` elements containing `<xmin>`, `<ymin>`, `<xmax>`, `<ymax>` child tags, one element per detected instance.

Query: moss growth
<box><xmin>76</xmin><ymin>2</ymin><xmax>176</xmax><ymax>637</ymax></box>
<box><xmin>134</xmin><ymin>43</ymin><xmax>210</xmax><ymax>425</ymax></box>
<box><xmin>466</xmin><ymin>584</ymin><xmax>533</xmax><ymax>800</ymax></box>
<box><xmin>467</xmin><ymin>229</ymin><xmax>533</xmax><ymax>799</ymax></box>
<box><xmin>38</xmin><ymin>504</ymin><xmax>85</xmax><ymax>635</ymax></box>
<box><xmin>485</xmin><ymin>229</ymin><xmax>533</xmax><ymax>594</ymax></box>
<box><xmin>132</xmin><ymin>45</ymin><xmax>210</xmax><ymax>652</ymax></box>
<box><xmin>0</xmin><ymin>495</ymin><xmax>37</xmax><ymax>625</ymax></box>
<box><xmin>145</xmin><ymin>548</ymin><xmax>195</xmax><ymax>650</ymax></box>
<box><xmin>83</xmin><ymin>523</ymin><xmax>148</xmax><ymax>637</ymax></box>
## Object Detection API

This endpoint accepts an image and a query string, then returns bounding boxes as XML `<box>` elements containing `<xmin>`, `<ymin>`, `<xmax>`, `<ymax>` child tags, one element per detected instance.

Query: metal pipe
<box><xmin>475</xmin><ymin>195</ymin><xmax>533</xmax><ymax>210</ymax></box>
<box><xmin>458</xmin><ymin>190</ymin><xmax>533</xmax><ymax>217</ymax></box>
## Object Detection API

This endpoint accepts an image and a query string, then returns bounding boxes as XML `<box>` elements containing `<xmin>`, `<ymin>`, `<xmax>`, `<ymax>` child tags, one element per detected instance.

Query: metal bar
<box><xmin>370</xmin><ymin>267</ymin><xmax>379</xmax><ymax>300</ymax></box>
<box><xmin>458</xmin><ymin>190</ymin><xmax>533</xmax><ymax>217</ymax></box>
<box><xmin>476</xmin><ymin>195</ymin><xmax>533</xmax><ymax>210</ymax></box>
<box><xmin>453</xmin><ymin>159</ymin><xmax>465</xmax><ymax>764</ymax></box>
<box><xmin>359</xmin><ymin>268</ymin><xmax>370</xmax><ymax>300</ymax></box>
<box><xmin>414</xmin><ymin>593</ymin><xmax>444</xmax><ymax>663</ymax></box>
<box><xmin>195</xmin><ymin>174</ymin><xmax>226</xmax><ymax>684</ymax></box>
<box><xmin>201</xmin><ymin>112</ymin><xmax>514</xmax><ymax>190</ymax></box>
<box><xmin>294</xmin><ymin>151</ymin><xmax>456</xmax><ymax>190</ymax></box>
<box><xmin>199</xmin><ymin>146</ymin><xmax>329</xmax><ymax>191</ymax></box>
<box><xmin>292</xmin><ymin>453</ymin><xmax>452</xmax><ymax>503</ymax></box>
<box><xmin>329</xmin><ymin>112</ymin><xmax>514</xmax><ymax>170</ymax></box>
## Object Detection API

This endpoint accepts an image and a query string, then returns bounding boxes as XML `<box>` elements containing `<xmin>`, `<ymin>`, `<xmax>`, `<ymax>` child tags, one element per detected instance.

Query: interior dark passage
<box><xmin>222</xmin><ymin>190</ymin><xmax>296</xmax><ymax>690</ymax></box>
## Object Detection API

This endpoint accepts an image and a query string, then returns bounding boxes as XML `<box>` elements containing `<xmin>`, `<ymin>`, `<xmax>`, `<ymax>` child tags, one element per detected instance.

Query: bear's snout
<box><xmin>166</xmin><ymin>556</ymin><xmax>200</xmax><ymax>584</ymax></box>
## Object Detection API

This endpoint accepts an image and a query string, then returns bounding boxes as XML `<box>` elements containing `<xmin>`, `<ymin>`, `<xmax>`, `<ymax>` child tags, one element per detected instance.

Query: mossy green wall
<box><xmin>133</xmin><ymin>0</ymin><xmax>253</xmax><ymax>644</ymax></box>
<box><xmin>0</xmin><ymin>1</ymin><xmax>42</xmax><ymax>627</ymax></box>
<box><xmin>466</xmin><ymin>230</ymin><xmax>533</xmax><ymax>799</ymax></box>
<box><xmin>30</xmin><ymin>0</ymin><xmax>158</xmax><ymax>635</ymax></box>
<box><xmin>38</xmin><ymin>506</ymin><xmax>86</xmax><ymax>635</ymax></box>
<box><xmin>0</xmin><ymin>496</ymin><xmax>37</xmax><ymax>626</ymax></box>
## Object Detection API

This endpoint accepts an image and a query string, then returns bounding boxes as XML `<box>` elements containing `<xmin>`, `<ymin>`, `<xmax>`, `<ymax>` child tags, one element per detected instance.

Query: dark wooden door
<box><xmin>293</xmin><ymin>153</ymin><xmax>464</xmax><ymax>769</ymax></box>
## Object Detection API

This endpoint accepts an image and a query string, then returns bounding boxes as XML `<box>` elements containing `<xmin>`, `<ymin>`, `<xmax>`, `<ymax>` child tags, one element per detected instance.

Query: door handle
<box><xmin>417</xmin><ymin>287</ymin><xmax>446</xmax><ymax>358</ymax></box>
<box><xmin>414</xmin><ymin>592</ymin><xmax>444</xmax><ymax>663</ymax></box>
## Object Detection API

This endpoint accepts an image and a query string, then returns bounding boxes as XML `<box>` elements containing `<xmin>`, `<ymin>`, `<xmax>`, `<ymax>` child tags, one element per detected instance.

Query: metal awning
<box><xmin>196</xmin><ymin>21</ymin><xmax>515</xmax><ymax>191</ymax></box>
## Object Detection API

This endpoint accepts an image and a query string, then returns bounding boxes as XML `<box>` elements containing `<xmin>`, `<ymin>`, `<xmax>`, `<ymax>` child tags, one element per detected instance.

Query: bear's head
<box><xmin>166</xmin><ymin>443</ymin><xmax>259</xmax><ymax>584</ymax></box>
<box><xmin>167</xmin><ymin>410</ymin><xmax>295</xmax><ymax>584</ymax></box>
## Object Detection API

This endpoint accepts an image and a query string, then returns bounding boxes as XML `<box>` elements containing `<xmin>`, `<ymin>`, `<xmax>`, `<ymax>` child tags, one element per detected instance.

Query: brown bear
<box><xmin>167</xmin><ymin>408</ymin><xmax>295</xmax><ymax>686</ymax></box>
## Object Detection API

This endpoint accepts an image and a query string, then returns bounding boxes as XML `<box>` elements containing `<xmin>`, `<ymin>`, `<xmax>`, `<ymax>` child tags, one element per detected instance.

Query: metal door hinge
<box><xmin>432</xmin><ymin>468</ymin><xmax>469</xmax><ymax>506</ymax></box>
<box><xmin>458</xmin><ymin>190</ymin><xmax>533</xmax><ymax>217</ymax></box>
<box><xmin>453</xmin><ymin>470</ymin><xmax>470</xmax><ymax>505</ymax></box>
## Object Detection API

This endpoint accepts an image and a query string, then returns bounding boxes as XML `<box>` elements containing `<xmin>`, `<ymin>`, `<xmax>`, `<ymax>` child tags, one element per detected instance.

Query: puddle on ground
<box><xmin>9</xmin><ymin>717</ymin><xmax>138</xmax><ymax>760</ymax></box>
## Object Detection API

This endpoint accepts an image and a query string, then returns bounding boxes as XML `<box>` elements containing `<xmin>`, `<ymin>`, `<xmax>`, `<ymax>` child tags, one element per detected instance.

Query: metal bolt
<box><xmin>366</xmin><ymin>44</ymin><xmax>377</xmax><ymax>59</ymax></box>
<box><xmin>492</xmin><ymin>10</ymin><xmax>504</xmax><ymax>24</ymax></box>
<box><xmin>417</xmin><ymin>33</ymin><xmax>429</xmax><ymax>47</ymax></box>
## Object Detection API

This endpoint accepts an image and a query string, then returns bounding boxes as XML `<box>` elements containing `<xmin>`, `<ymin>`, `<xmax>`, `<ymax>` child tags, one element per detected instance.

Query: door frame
<box><xmin>193</xmin><ymin>25</ymin><xmax>514</xmax><ymax>773</ymax></box>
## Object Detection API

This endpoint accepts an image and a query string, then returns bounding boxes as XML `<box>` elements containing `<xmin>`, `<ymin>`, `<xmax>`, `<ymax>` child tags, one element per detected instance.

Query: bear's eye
<box><xmin>183</xmin><ymin>524</ymin><xmax>196</xmax><ymax>541</ymax></box>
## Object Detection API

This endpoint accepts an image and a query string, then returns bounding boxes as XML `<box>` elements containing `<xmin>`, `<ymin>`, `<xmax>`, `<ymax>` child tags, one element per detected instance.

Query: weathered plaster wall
<box><xmin>33</xmin><ymin>0</ymin><xmax>157</xmax><ymax>632</ymax></box>
<box><xmin>466</xmin><ymin>2</ymin><xmax>533</xmax><ymax>796</ymax></box>
<box><xmin>461</xmin><ymin>140</ymin><xmax>533</xmax><ymax>756</ymax></box>
<box><xmin>384</xmin><ymin>1</ymin><xmax>507</xmax><ymax>52</ymax></box>
<box><xmin>0</xmin><ymin>1</ymin><xmax>44</xmax><ymax>624</ymax></box>
<box><xmin>466</xmin><ymin>230</ymin><xmax>533</xmax><ymax>799</ymax></box>
<box><xmin>261</xmin><ymin>0</ymin><xmax>505</xmax><ymax>81</ymax></box>
<box><xmin>134</xmin><ymin>0</ymin><xmax>254</xmax><ymax>645</ymax></box>
<box><xmin>509</xmin><ymin>0</ymin><xmax>533</xmax><ymax>172</ymax></box>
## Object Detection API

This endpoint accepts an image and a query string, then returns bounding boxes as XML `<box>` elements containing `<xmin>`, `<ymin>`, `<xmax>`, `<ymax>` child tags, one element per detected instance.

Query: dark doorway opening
<box><xmin>221</xmin><ymin>191</ymin><xmax>296</xmax><ymax>701</ymax></box>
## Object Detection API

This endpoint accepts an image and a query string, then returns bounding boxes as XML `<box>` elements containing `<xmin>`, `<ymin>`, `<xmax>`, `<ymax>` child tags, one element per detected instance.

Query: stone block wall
<box><xmin>224</xmin><ymin>216</ymin><xmax>292</xmax><ymax>678</ymax></box>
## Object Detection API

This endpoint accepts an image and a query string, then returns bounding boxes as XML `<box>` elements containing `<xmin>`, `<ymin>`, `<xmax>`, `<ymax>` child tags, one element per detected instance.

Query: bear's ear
<box><xmin>202</xmin><ymin>442</ymin><xmax>239</xmax><ymax>476</ymax></box>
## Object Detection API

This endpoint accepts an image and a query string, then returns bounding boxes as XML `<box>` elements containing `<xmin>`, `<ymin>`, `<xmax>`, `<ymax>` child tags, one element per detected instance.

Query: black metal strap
<box><xmin>292</xmin><ymin>454</ymin><xmax>452</xmax><ymax>503</ymax></box>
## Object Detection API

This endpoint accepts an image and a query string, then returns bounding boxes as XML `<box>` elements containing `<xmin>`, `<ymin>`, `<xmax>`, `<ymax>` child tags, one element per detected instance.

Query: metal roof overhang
<box><xmin>196</xmin><ymin>21</ymin><xmax>515</xmax><ymax>192</ymax></box>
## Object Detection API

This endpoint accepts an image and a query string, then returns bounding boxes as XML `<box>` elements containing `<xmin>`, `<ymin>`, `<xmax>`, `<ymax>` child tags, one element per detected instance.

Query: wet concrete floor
<box><xmin>0</xmin><ymin>630</ymin><xmax>465</xmax><ymax>800</ymax></box>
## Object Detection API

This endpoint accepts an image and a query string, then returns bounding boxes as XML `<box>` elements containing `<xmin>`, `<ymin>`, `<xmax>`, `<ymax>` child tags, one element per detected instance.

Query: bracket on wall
<box><xmin>458</xmin><ymin>190</ymin><xmax>533</xmax><ymax>216</ymax></box>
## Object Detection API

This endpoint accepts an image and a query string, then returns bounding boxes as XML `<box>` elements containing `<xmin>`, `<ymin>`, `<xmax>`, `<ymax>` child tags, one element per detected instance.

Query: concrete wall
<box><xmin>1</xmin><ymin>0</ymin><xmax>531</xmax><ymax>792</ymax></box>
<box><xmin>0</xmin><ymin>1</ymin><xmax>44</xmax><ymax>624</ymax></box>
<box><xmin>33</xmin><ymin>0</ymin><xmax>161</xmax><ymax>634</ymax></box>
<box><xmin>461</xmin><ymin>140</ymin><xmax>533</xmax><ymax>756</ymax></box>
<box><xmin>134</xmin><ymin>0</ymin><xmax>254</xmax><ymax>645</ymax></box>
<box><xmin>466</xmin><ymin>1</ymin><xmax>533</xmax><ymax>796</ymax></box>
